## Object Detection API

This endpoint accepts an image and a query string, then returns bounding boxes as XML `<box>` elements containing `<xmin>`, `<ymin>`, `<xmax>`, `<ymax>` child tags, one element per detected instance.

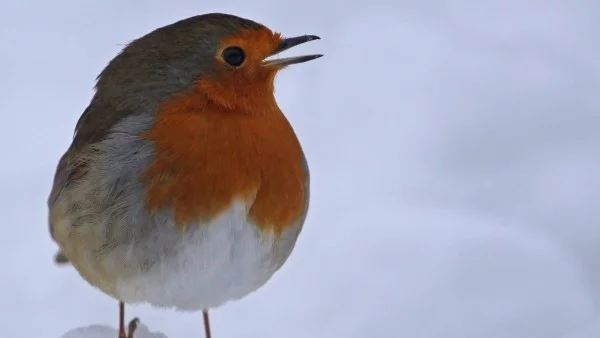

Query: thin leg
<box><xmin>203</xmin><ymin>310</ymin><xmax>212</xmax><ymax>338</ymax></box>
<box><xmin>119</xmin><ymin>302</ymin><xmax>127</xmax><ymax>338</ymax></box>
<box><xmin>118</xmin><ymin>301</ymin><xmax>139</xmax><ymax>338</ymax></box>
<box><xmin>128</xmin><ymin>317</ymin><xmax>139</xmax><ymax>338</ymax></box>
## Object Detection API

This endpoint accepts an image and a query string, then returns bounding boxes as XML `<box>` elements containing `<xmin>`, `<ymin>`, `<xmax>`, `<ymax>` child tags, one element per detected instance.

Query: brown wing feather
<box><xmin>47</xmin><ymin>101</ymin><xmax>137</xmax><ymax>264</ymax></box>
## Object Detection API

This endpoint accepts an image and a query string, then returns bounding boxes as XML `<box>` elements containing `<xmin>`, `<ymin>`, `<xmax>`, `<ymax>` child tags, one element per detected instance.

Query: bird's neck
<box><xmin>194</xmin><ymin>73</ymin><xmax>280</xmax><ymax>116</ymax></box>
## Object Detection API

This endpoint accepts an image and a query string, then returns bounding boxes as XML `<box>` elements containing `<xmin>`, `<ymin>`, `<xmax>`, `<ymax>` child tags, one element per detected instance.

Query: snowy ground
<box><xmin>1</xmin><ymin>1</ymin><xmax>600</xmax><ymax>338</ymax></box>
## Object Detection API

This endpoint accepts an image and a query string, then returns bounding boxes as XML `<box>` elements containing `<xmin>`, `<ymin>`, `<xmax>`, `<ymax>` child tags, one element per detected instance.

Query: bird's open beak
<box><xmin>262</xmin><ymin>35</ymin><xmax>323</xmax><ymax>68</ymax></box>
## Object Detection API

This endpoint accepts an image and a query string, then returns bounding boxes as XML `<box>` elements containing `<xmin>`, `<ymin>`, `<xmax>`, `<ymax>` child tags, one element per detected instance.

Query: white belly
<box><xmin>113</xmin><ymin>201</ymin><xmax>279</xmax><ymax>311</ymax></box>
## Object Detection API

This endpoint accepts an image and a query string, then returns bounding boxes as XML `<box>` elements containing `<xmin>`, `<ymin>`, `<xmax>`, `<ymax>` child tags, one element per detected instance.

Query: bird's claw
<box><xmin>119</xmin><ymin>317</ymin><xmax>140</xmax><ymax>338</ymax></box>
<box><xmin>128</xmin><ymin>317</ymin><xmax>140</xmax><ymax>337</ymax></box>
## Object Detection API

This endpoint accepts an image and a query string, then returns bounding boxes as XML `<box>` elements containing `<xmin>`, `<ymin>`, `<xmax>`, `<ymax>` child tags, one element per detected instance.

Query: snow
<box><xmin>62</xmin><ymin>323</ymin><xmax>167</xmax><ymax>338</ymax></box>
<box><xmin>1</xmin><ymin>1</ymin><xmax>599</xmax><ymax>338</ymax></box>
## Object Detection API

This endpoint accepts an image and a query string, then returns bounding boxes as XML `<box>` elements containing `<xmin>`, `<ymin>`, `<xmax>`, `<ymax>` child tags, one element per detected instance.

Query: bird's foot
<box><xmin>118</xmin><ymin>317</ymin><xmax>139</xmax><ymax>338</ymax></box>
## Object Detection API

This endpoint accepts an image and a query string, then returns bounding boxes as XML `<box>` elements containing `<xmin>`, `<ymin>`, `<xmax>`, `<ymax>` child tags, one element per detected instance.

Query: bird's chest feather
<box><xmin>139</xmin><ymin>102</ymin><xmax>308</xmax><ymax>236</ymax></box>
<box><xmin>112</xmin><ymin>104</ymin><xmax>308</xmax><ymax>310</ymax></box>
<box><xmin>114</xmin><ymin>200</ymin><xmax>281</xmax><ymax>310</ymax></box>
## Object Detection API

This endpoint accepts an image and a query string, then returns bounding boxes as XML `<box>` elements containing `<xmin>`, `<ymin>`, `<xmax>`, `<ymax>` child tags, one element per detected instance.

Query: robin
<box><xmin>48</xmin><ymin>12</ymin><xmax>321</xmax><ymax>338</ymax></box>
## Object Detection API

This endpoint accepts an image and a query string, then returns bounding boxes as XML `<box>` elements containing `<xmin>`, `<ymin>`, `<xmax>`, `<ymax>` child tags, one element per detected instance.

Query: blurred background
<box><xmin>1</xmin><ymin>0</ymin><xmax>599</xmax><ymax>337</ymax></box>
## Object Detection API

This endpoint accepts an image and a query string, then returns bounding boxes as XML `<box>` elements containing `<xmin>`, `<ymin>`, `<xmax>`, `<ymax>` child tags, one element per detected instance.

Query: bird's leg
<box><xmin>203</xmin><ymin>310</ymin><xmax>212</xmax><ymax>338</ymax></box>
<box><xmin>128</xmin><ymin>317</ymin><xmax>139</xmax><ymax>338</ymax></box>
<box><xmin>119</xmin><ymin>302</ymin><xmax>127</xmax><ymax>338</ymax></box>
<box><xmin>118</xmin><ymin>301</ymin><xmax>139</xmax><ymax>338</ymax></box>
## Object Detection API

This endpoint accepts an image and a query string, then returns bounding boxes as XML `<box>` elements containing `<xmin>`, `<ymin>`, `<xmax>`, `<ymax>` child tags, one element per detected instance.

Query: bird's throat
<box><xmin>195</xmin><ymin>71</ymin><xmax>280</xmax><ymax>116</ymax></box>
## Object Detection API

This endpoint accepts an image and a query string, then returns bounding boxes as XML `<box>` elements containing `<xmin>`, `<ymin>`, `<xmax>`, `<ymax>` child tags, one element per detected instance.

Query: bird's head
<box><xmin>95</xmin><ymin>13</ymin><xmax>322</xmax><ymax>114</ymax></box>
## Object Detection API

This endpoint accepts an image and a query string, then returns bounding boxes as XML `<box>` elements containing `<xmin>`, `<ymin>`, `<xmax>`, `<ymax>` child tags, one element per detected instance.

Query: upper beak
<box><xmin>261</xmin><ymin>35</ymin><xmax>323</xmax><ymax>67</ymax></box>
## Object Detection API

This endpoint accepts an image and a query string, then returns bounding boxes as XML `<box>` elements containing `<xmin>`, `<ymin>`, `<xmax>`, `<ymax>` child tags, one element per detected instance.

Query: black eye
<box><xmin>222</xmin><ymin>46</ymin><xmax>246</xmax><ymax>67</ymax></box>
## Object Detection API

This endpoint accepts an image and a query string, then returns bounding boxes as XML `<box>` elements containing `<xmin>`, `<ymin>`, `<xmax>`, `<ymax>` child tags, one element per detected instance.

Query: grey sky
<box><xmin>1</xmin><ymin>1</ymin><xmax>599</xmax><ymax>338</ymax></box>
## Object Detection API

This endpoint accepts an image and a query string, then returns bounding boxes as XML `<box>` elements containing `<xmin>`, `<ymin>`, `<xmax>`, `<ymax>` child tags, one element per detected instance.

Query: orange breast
<box><xmin>138</xmin><ymin>91</ymin><xmax>307</xmax><ymax>236</ymax></box>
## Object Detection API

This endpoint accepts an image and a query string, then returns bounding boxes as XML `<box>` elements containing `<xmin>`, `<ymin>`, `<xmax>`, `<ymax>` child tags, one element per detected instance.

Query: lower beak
<box><xmin>261</xmin><ymin>35</ymin><xmax>323</xmax><ymax>67</ymax></box>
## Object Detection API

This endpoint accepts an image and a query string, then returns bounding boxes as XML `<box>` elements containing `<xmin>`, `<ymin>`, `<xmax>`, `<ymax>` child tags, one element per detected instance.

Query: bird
<box><xmin>47</xmin><ymin>12</ymin><xmax>322</xmax><ymax>338</ymax></box>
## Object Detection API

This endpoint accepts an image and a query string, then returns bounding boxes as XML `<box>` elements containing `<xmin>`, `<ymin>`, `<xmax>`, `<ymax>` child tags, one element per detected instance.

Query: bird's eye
<box><xmin>222</xmin><ymin>46</ymin><xmax>246</xmax><ymax>67</ymax></box>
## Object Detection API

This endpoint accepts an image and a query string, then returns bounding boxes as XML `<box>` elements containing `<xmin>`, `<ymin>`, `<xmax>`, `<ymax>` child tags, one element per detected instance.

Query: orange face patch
<box><xmin>216</xmin><ymin>27</ymin><xmax>282</xmax><ymax>68</ymax></box>
<box><xmin>195</xmin><ymin>27</ymin><xmax>283</xmax><ymax>114</ymax></box>
<box><xmin>138</xmin><ymin>89</ymin><xmax>307</xmax><ymax>236</ymax></box>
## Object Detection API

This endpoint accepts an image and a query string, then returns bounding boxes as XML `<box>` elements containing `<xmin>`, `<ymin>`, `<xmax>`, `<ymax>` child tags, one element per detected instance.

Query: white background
<box><xmin>1</xmin><ymin>1</ymin><xmax>599</xmax><ymax>337</ymax></box>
